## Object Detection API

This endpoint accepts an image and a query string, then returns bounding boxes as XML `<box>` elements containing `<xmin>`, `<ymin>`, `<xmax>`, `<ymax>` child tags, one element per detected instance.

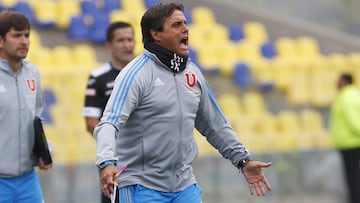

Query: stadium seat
<box><xmin>67</xmin><ymin>14</ymin><xmax>91</xmax><ymax>41</ymax></box>
<box><xmin>228</xmin><ymin>24</ymin><xmax>245</xmax><ymax>42</ymax></box>
<box><xmin>248</xmin><ymin>58</ymin><xmax>275</xmax><ymax>91</ymax></box>
<box><xmin>275</xmin><ymin>37</ymin><xmax>297</xmax><ymax>59</ymax></box>
<box><xmin>296</xmin><ymin>36</ymin><xmax>320</xmax><ymax>58</ymax></box>
<box><xmin>261</xmin><ymin>41</ymin><xmax>277</xmax><ymax>59</ymax></box>
<box><xmin>52</xmin><ymin>45</ymin><xmax>74</xmax><ymax>68</ymax></box>
<box><xmin>144</xmin><ymin>0</ymin><xmax>160</xmax><ymax>9</ymax></box>
<box><xmin>109</xmin><ymin>10</ymin><xmax>133</xmax><ymax>24</ymax></box>
<box><xmin>55</xmin><ymin>0</ymin><xmax>81</xmax><ymax>29</ymax></box>
<box><xmin>80</xmin><ymin>0</ymin><xmax>101</xmax><ymax>15</ymax></box>
<box><xmin>33</xmin><ymin>0</ymin><xmax>56</xmax><ymax>28</ymax></box>
<box><xmin>232</xmin><ymin>62</ymin><xmax>253</xmax><ymax>88</ymax></box>
<box><xmin>236</xmin><ymin>40</ymin><xmax>262</xmax><ymax>62</ymax></box>
<box><xmin>216</xmin><ymin>42</ymin><xmax>238</xmax><ymax>76</ymax></box>
<box><xmin>327</xmin><ymin>53</ymin><xmax>350</xmax><ymax>74</ymax></box>
<box><xmin>0</xmin><ymin>0</ymin><xmax>17</xmax><ymax>8</ymax></box>
<box><xmin>243</xmin><ymin>21</ymin><xmax>268</xmax><ymax>43</ymax></box>
<box><xmin>191</xmin><ymin>6</ymin><xmax>216</xmax><ymax>26</ymax></box>
<box><xmin>216</xmin><ymin>93</ymin><xmax>242</xmax><ymax>120</ymax></box>
<box><xmin>286</xmin><ymin>71</ymin><xmax>309</xmax><ymax>106</ymax></box>
<box><xmin>184</xmin><ymin>9</ymin><xmax>192</xmax><ymax>25</ymax></box>
<box><xmin>275</xmin><ymin>110</ymin><xmax>301</xmax><ymax>151</ymax></box>
<box><xmin>103</xmin><ymin>0</ymin><xmax>121</xmax><ymax>12</ymax></box>
<box><xmin>242</xmin><ymin>91</ymin><xmax>266</xmax><ymax>119</ymax></box>
<box><xmin>121</xmin><ymin>0</ymin><xmax>145</xmax><ymax>13</ymax></box>
<box><xmin>12</xmin><ymin>2</ymin><xmax>36</xmax><ymax>24</ymax></box>
<box><xmin>88</xmin><ymin>11</ymin><xmax>110</xmax><ymax>43</ymax></box>
<box><xmin>189</xmin><ymin>46</ymin><xmax>199</xmax><ymax>66</ymax></box>
<box><xmin>71</xmin><ymin>44</ymin><xmax>99</xmax><ymax>69</ymax></box>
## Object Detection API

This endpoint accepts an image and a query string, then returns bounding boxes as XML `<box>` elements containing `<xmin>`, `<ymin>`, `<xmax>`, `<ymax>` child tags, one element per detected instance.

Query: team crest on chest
<box><xmin>25</xmin><ymin>78</ymin><xmax>36</xmax><ymax>92</ymax></box>
<box><xmin>184</xmin><ymin>72</ymin><xmax>196</xmax><ymax>88</ymax></box>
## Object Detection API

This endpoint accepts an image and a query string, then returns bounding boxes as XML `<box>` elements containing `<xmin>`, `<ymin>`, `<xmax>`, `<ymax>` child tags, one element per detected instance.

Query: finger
<box><xmin>248</xmin><ymin>184</ymin><xmax>254</xmax><ymax>195</ymax></box>
<box><xmin>263</xmin><ymin>176</ymin><xmax>272</xmax><ymax>191</ymax></box>
<box><xmin>254</xmin><ymin>182</ymin><xmax>262</xmax><ymax>196</ymax></box>
<box><xmin>102</xmin><ymin>184</ymin><xmax>110</xmax><ymax>197</ymax></box>
<box><xmin>258</xmin><ymin>181</ymin><xmax>266</xmax><ymax>196</ymax></box>
<box><xmin>259</xmin><ymin>161</ymin><xmax>272</xmax><ymax>168</ymax></box>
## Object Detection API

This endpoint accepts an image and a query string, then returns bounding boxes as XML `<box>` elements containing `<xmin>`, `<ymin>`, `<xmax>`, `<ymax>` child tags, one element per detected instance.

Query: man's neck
<box><xmin>0</xmin><ymin>56</ymin><xmax>21</xmax><ymax>73</ymax></box>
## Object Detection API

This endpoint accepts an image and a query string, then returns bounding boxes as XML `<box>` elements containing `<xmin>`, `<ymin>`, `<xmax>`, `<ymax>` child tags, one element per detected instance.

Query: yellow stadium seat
<box><xmin>286</xmin><ymin>72</ymin><xmax>310</xmax><ymax>106</ymax></box>
<box><xmin>110</xmin><ymin>10</ymin><xmax>134</xmax><ymax>24</ymax></box>
<box><xmin>243</xmin><ymin>21</ymin><xmax>268</xmax><ymax>43</ymax></box>
<box><xmin>52</xmin><ymin>45</ymin><xmax>74</xmax><ymax>68</ymax></box>
<box><xmin>268</xmin><ymin>57</ymin><xmax>294</xmax><ymax>92</ymax></box>
<box><xmin>121</xmin><ymin>0</ymin><xmax>146</xmax><ymax>13</ymax></box>
<box><xmin>72</xmin><ymin>44</ymin><xmax>99</xmax><ymax>70</ymax></box>
<box><xmin>296</xmin><ymin>36</ymin><xmax>320</xmax><ymax>58</ymax></box>
<box><xmin>236</xmin><ymin>39</ymin><xmax>262</xmax><ymax>62</ymax></box>
<box><xmin>346</xmin><ymin>52</ymin><xmax>360</xmax><ymax>72</ymax></box>
<box><xmin>275</xmin><ymin>110</ymin><xmax>301</xmax><ymax>151</ymax></box>
<box><xmin>33</xmin><ymin>0</ymin><xmax>57</xmax><ymax>26</ymax></box>
<box><xmin>191</xmin><ymin>6</ymin><xmax>216</xmax><ymax>26</ymax></box>
<box><xmin>0</xmin><ymin>0</ymin><xmax>17</xmax><ymax>7</ymax></box>
<box><xmin>308</xmin><ymin>71</ymin><xmax>337</xmax><ymax>108</ymax></box>
<box><xmin>275</xmin><ymin>37</ymin><xmax>297</xmax><ymax>59</ymax></box>
<box><xmin>242</xmin><ymin>91</ymin><xmax>266</xmax><ymax>119</ymax></box>
<box><xmin>327</xmin><ymin>53</ymin><xmax>351</xmax><ymax>74</ymax></box>
<box><xmin>55</xmin><ymin>0</ymin><xmax>81</xmax><ymax>29</ymax></box>
<box><xmin>28</xmin><ymin>47</ymin><xmax>53</xmax><ymax>71</ymax></box>
<box><xmin>217</xmin><ymin>93</ymin><xmax>242</xmax><ymax>120</ymax></box>
<box><xmin>193</xmin><ymin>129</ymin><xmax>219</xmax><ymax>157</ymax></box>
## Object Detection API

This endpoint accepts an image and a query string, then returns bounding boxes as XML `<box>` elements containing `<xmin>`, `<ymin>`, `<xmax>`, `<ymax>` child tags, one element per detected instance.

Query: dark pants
<box><xmin>340</xmin><ymin>148</ymin><xmax>360</xmax><ymax>203</ymax></box>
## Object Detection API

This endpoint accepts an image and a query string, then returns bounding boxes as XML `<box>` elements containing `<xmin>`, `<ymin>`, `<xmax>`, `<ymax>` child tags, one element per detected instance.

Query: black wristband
<box><xmin>237</xmin><ymin>158</ymin><xmax>250</xmax><ymax>169</ymax></box>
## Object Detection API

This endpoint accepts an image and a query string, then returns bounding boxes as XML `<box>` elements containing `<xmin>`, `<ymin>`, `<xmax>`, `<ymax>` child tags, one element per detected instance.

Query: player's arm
<box><xmin>85</xmin><ymin>117</ymin><xmax>100</xmax><ymax>134</ymax></box>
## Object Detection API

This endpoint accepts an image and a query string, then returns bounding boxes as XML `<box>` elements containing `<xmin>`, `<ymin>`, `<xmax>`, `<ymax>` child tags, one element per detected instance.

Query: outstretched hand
<box><xmin>241</xmin><ymin>160</ymin><xmax>272</xmax><ymax>196</ymax></box>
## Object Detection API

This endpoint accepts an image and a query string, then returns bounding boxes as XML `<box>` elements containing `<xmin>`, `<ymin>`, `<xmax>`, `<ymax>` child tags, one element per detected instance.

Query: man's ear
<box><xmin>150</xmin><ymin>29</ymin><xmax>160</xmax><ymax>42</ymax></box>
<box><xmin>0</xmin><ymin>37</ymin><xmax>4</xmax><ymax>49</ymax></box>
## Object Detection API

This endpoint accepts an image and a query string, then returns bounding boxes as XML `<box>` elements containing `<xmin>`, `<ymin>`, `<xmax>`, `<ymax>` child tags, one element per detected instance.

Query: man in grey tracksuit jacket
<box><xmin>95</xmin><ymin>50</ymin><xmax>249</xmax><ymax>192</ymax></box>
<box><xmin>0</xmin><ymin>58</ymin><xmax>43</xmax><ymax>178</ymax></box>
<box><xmin>95</xmin><ymin>2</ymin><xmax>271</xmax><ymax>201</ymax></box>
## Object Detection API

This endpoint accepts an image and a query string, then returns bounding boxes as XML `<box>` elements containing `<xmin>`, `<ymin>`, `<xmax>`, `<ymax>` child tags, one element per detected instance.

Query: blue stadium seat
<box><xmin>228</xmin><ymin>24</ymin><xmax>244</xmax><ymax>42</ymax></box>
<box><xmin>184</xmin><ymin>9</ymin><xmax>192</xmax><ymax>25</ymax></box>
<box><xmin>104</xmin><ymin>0</ymin><xmax>121</xmax><ymax>12</ymax></box>
<box><xmin>12</xmin><ymin>2</ymin><xmax>36</xmax><ymax>24</ymax></box>
<box><xmin>67</xmin><ymin>15</ymin><xmax>90</xmax><ymax>41</ymax></box>
<box><xmin>81</xmin><ymin>0</ymin><xmax>100</xmax><ymax>15</ymax></box>
<box><xmin>189</xmin><ymin>47</ymin><xmax>199</xmax><ymax>66</ymax></box>
<box><xmin>232</xmin><ymin>62</ymin><xmax>253</xmax><ymax>88</ymax></box>
<box><xmin>89</xmin><ymin>11</ymin><xmax>110</xmax><ymax>43</ymax></box>
<box><xmin>144</xmin><ymin>0</ymin><xmax>160</xmax><ymax>8</ymax></box>
<box><xmin>261</xmin><ymin>41</ymin><xmax>277</xmax><ymax>59</ymax></box>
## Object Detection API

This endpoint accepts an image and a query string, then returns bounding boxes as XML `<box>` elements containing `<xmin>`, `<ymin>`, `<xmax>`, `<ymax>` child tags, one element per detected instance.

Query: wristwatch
<box><xmin>98</xmin><ymin>160</ymin><xmax>116</xmax><ymax>170</ymax></box>
<box><xmin>237</xmin><ymin>157</ymin><xmax>251</xmax><ymax>169</ymax></box>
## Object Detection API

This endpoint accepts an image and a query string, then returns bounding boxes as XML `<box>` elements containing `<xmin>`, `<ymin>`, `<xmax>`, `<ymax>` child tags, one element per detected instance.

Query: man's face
<box><xmin>0</xmin><ymin>27</ymin><xmax>30</xmax><ymax>61</ymax></box>
<box><xmin>152</xmin><ymin>9</ymin><xmax>189</xmax><ymax>57</ymax></box>
<box><xmin>107</xmin><ymin>27</ymin><xmax>135</xmax><ymax>67</ymax></box>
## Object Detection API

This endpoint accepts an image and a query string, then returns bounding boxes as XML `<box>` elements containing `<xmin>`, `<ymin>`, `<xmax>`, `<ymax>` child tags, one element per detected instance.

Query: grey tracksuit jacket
<box><xmin>94</xmin><ymin>49</ymin><xmax>250</xmax><ymax>192</ymax></box>
<box><xmin>0</xmin><ymin>58</ymin><xmax>44</xmax><ymax>178</ymax></box>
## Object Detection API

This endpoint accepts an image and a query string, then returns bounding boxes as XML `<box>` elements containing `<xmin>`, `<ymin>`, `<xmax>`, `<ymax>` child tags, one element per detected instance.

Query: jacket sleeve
<box><xmin>94</xmin><ymin>64</ymin><xmax>143</xmax><ymax>166</ymax></box>
<box><xmin>343</xmin><ymin>92</ymin><xmax>360</xmax><ymax>135</ymax></box>
<box><xmin>194</xmin><ymin>73</ymin><xmax>250</xmax><ymax>168</ymax></box>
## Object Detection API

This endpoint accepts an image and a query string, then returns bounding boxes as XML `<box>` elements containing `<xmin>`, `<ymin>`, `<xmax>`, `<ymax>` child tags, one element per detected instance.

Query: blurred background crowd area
<box><xmin>1</xmin><ymin>0</ymin><xmax>360</xmax><ymax>202</ymax></box>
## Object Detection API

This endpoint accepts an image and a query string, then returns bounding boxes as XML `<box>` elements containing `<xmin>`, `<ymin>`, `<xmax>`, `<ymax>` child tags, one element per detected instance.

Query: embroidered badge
<box><xmin>26</xmin><ymin>78</ymin><xmax>36</xmax><ymax>92</ymax></box>
<box><xmin>184</xmin><ymin>72</ymin><xmax>196</xmax><ymax>88</ymax></box>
